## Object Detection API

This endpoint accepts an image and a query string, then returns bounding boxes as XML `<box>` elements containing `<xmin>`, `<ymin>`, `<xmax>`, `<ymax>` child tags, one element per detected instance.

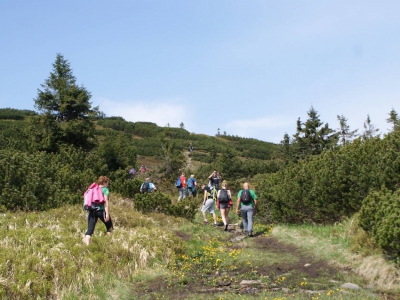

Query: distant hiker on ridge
<box><xmin>129</xmin><ymin>167</ymin><xmax>136</xmax><ymax>179</ymax></box>
<box><xmin>139</xmin><ymin>165</ymin><xmax>147</xmax><ymax>174</ymax></box>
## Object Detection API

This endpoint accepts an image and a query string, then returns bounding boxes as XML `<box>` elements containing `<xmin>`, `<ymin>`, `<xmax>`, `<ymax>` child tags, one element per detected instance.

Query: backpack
<box><xmin>142</xmin><ymin>181</ymin><xmax>150</xmax><ymax>192</ymax></box>
<box><xmin>129</xmin><ymin>168</ymin><xmax>136</xmax><ymax>175</ymax></box>
<box><xmin>240</xmin><ymin>189</ymin><xmax>253</xmax><ymax>205</ymax></box>
<box><xmin>219</xmin><ymin>189</ymin><xmax>230</xmax><ymax>203</ymax></box>
<box><xmin>210</xmin><ymin>187</ymin><xmax>217</xmax><ymax>201</ymax></box>
<box><xmin>83</xmin><ymin>183</ymin><xmax>105</xmax><ymax>211</ymax></box>
<box><xmin>187</xmin><ymin>178</ymin><xmax>194</xmax><ymax>188</ymax></box>
<box><xmin>175</xmin><ymin>177</ymin><xmax>182</xmax><ymax>188</ymax></box>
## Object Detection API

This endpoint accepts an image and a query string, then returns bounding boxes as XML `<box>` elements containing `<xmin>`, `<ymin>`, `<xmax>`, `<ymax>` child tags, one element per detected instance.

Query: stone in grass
<box><xmin>304</xmin><ymin>263</ymin><xmax>312</xmax><ymax>267</ymax></box>
<box><xmin>231</xmin><ymin>235</ymin><xmax>246</xmax><ymax>242</ymax></box>
<box><xmin>303</xmin><ymin>290</ymin><xmax>326</xmax><ymax>295</ymax></box>
<box><xmin>341</xmin><ymin>283</ymin><xmax>361</xmax><ymax>290</ymax></box>
<box><xmin>240</xmin><ymin>280</ymin><xmax>261</xmax><ymax>287</ymax></box>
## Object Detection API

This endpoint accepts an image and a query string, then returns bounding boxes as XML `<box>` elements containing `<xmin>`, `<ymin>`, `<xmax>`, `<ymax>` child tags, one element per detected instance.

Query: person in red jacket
<box><xmin>178</xmin><ymin>172</ymin><xmax>187</xmax><ymax>201</ymax></box>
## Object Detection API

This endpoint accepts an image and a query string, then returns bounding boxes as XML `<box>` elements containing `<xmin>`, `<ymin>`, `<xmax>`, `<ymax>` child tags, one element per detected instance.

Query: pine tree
<box><xmin>35</xmin><ymin>54</ymin><xmax>93</xmax><ymax>121</ymax></box>
<box><xmin>387</xmin><ymin>108</ymin><xmax>400</xmax><ymax>131</ymax></box>
<box><xmin>336</xmin><ymin>115</ymin><xmax>358</xmax><ymax>146</ymax></box>
<box><xmin>31</xmin><ymin>54</ymin><xmax>96</xmax><ymax>150</ymax></box>
<box><xmin>217</xmin><ymin>148</ymin><xmax>242</xmax><ymax>178</ymax></box>
<box><xmin>362</xmin><ymin>114</ymin><xmax>379</xmax><ymax>140</ymax></box>
<box><xmin>279</xmin><ymin>133</ymin><xmax>292</xmax><ymax>161</ymax></box>
<box><xmin>293</xmin><ymin>106</ymin><xmax>336</xmax><ymax>159</ymax></box>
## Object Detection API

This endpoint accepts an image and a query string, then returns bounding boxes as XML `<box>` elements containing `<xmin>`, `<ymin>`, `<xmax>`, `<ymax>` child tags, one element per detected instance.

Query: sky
<box><xmin>1</xmin><ymin>0</ymin><xmax>400</xmax><ymax>143</ymax></box>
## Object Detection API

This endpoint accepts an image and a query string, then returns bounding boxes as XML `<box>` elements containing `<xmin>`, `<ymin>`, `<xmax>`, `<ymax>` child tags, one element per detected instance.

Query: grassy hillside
<box><xmin>0</xmin><ymin>194</ymin><xmax>397</xmax><ymax>299</ymax></box>
<box><xmin>95</xmin><ymin>117</ymin><xmax>278</xmax><ymax>161</ymax></box>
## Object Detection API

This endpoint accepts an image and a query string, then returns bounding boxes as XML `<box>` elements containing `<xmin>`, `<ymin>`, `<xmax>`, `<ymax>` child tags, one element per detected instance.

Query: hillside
<box><xmin>1</xmin><ymin>107</ymin><xmax>400</xmax><ymax>299</ymax></box>
<box><xmin>0</xmin><ymin>109</ymin><xmax>280</xmax><ymax>197</ymax></box>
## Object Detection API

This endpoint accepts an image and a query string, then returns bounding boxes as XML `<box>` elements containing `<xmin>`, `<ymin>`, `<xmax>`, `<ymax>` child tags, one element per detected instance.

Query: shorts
<box><xmin>201</xmin><ymin>199</ymin><xmax>215</xmax><ymax>214</ymax></box>
<box><xmin>219</xmin><ymin>202</ymin><xmax>230</xmax><ymax>209</ymax></box>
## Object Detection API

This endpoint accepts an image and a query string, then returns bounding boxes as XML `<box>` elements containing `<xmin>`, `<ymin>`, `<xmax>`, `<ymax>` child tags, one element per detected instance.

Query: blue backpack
<box><xmin>175</xmin><ymin>177</ymin><xmax>182</xmax><ymax>188</ymax></box>
<box><xmin>187</xmin><ymin>178</ymin><xmax>194</xmax><ymax>188</ymax></box>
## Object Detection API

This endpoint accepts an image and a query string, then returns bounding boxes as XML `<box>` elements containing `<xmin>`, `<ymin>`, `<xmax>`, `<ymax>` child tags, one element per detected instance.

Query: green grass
<box><xmin>0</xmin><ymin>196</ymin><xmax>398</xmax><ymax>299</ymax></box>
<box><xmin>0</xmin><ymin>197</ymin><xmax>184</xmax><ymax>299</ymax></box>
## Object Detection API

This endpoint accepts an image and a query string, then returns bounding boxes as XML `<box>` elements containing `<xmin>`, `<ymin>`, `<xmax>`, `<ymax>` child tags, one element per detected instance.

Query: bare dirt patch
<box><xmin>253</xmin><ymin>235</ymin><xmax>339</xmax><ymax>279</ymax></box>
<box><xmin>130</xmin><ymin>234</ymin><xmax>353</xmax><ymax>299</ymax></box>
<box><xmin>174</xmin><ymin>230</ymin><xmax>191</xmax><ymax>242</ymax></box>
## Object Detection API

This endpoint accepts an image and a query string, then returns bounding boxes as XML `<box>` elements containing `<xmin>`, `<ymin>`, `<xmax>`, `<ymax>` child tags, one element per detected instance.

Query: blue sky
<box><xmin>1</xmin><ymin>0</ymin><xmax>400</xmax><ymax>143</ymax></box>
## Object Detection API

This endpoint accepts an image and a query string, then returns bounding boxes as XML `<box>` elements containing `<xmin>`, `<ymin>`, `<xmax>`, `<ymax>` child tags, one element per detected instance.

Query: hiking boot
<box><xmin>213</xmin><ymin>223</ymin><xmax>217</xmax><ymax>228</ymax></box>
<box><xmin>248</xmin><ymin>231</ymin><xmax>254</xmax><ymax>237</ymax></box>
<box><xmin>224</xmin><ymin>224</ymin><xmax>229</xmax><ymax>231</ymax></box>
<box><xmin>203</xmin><ymin>220</ymin><xmax>208</xmax><ymax>225</ymax></box>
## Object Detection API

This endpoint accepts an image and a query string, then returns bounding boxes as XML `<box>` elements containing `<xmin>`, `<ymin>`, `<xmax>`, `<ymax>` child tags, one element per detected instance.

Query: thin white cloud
<box><xmin>95</xmin><ymin>97</ymin><xmax>192</xmax><ymax>128</ymax></box>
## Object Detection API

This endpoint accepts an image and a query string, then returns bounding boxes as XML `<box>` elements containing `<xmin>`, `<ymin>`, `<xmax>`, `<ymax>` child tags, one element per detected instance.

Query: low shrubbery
<box><xmin>359</xmin><ymin>187</ymin><xmax>400</xmax><ymax>258</ymax></box>
<box><xmin>258</xmin><ymin>131</ymin><xmax>400</xmax><ymax>224</ymax></box>
<box><xmin>0</xmin><ymin>146</ymin><xmax>139</xmax><ymax>212</ymax></box>
<box><xmin>134</xmin><ymin>192</ymin><xmax>198</xmax><ymax>221</ymax></box>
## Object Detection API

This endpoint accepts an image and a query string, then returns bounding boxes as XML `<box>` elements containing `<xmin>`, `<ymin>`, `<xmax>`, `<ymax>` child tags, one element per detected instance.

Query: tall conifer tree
<box><xmin>293</xmin><ymin>106</ymin><xmax>336</xmax><ymax>159</ymax></box>
<box><xmin>31</xmin><ymin>54</ymin><xmax>96</xmax><ymax>150</ymax></box>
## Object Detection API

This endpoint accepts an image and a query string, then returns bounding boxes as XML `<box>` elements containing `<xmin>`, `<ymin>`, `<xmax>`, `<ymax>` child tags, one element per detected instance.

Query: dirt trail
<box><xmin>183</xmin><ymin>150</ymin><xmax>192</xmax><ymax>169</ymax></box>
<box><xmin>131</xmin><ymin>226</ymin><xmax>395</xmax><ymax>299</ymax></box>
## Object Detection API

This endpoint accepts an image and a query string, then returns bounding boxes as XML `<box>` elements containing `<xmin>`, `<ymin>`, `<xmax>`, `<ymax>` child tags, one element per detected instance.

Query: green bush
<box><xmin>134</xmin><ymin>192</ymin><xmax>173</xmax><ymax>214</ymax></box>
<box><xmin>110</xmin><ymin>170</ymin><xmax>142</xmax><ymax>198</ymax></box>
<box><xmin>133</xmin><ymin>192</ymin><xmax>198</xmax><ymax>221</ymax></box>
<box><xmin>0</xmin><ymin>108</ymin><xmax>37</xmax><ymax>120</ymax></box>
<box><xmin>0</xmin><ymin>147</ymin><xmax>109</xmax><ymax>211</ymax></box>
<box><xmin>189</xmin><ymin>152</ymin><xmax>213</xmax><ymax>163</ymax></box>
<box><xmin>258</xmin><ymin>131</ymin><xmax>400</xmax><ymax>224</ymax></box>
<box><xmin>359</xmin><ymin>187</ymin><xmax>400</xmax><ymax>257</ymax></box>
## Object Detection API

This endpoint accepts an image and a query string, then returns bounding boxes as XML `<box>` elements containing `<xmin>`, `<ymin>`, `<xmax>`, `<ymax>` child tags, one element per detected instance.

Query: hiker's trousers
<box><xmin>85</xmin><ymin>210</ymin><xmax>113</xmax><ymax>236</ymax></box>
<box><xmin>241</xmin><ymin>205</ymin><xmax>254</xmax><ymax>233</ymax></box>
<box><xmin>178</xmin><ymin>187</ymin><xmax>186</xmax><ymax>201</ymax></box>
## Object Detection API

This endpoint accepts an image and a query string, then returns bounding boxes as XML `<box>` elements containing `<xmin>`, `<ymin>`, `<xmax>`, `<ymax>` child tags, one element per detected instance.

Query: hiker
<box><xmin>208</xmin><ymin>170</ymin><xmax>221</xmax><ymax>190</ymax></box>
<box><xmin>139</xmin><ymin>165</ymin><xmax>147</xmax><ymax>174</ymax></box>
<box><xmin>187</xmin><ymin>174</ymin><xmax>197</xmax><ymax>198</ymax></box>
<box><xmin>129</xmin><ymin>167</ymin><xmax>136</xmax><ymax>179</ymax></box>
<box><xmin>84</xmin><ymin>176</ymin><xmax>113</xmax><ymax>246</ymax></box>
<box><xmin>201</xmin><ymin>183</ymin><xmax>218</xmax><ymax>227</ymax></box>
<box><xmin>177</xmin><ymin>172</ymin><xmax>187</xmax><ymax>201</ymax></box>
<box><xmin>236</xmin><ymin>182</ymin><xmax>258</xmax><ymax>237</ymax></box>
<box><xmin>140</xmin><ymin>178</ymin><xmax>157</xmax><ymax>193</ymax></box>
<box><xmin>217</xmin><ymin>180</ymin><xmax>233</xmax><ymax>231</ymax></box>
<box><xmin>189</xmin><ymin>145</ymin><xmax>193</xmax><ymax>152</ymax></box>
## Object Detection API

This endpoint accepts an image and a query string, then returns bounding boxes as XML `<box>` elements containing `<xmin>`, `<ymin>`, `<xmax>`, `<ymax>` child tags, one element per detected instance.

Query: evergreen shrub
<box><xmin>359</xmin><ymin>187</ymin><xmax>400</xmax><ymax>257</ymax></box>
<box><xmin>258</xmin><ymin>131</ymin><xmax>400</xmax><ymax>224</ymax></box>
<box><xmin>133</xmin><ymin>193</ymin><xmax>197</xmax><ymax>220</ymax></box>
